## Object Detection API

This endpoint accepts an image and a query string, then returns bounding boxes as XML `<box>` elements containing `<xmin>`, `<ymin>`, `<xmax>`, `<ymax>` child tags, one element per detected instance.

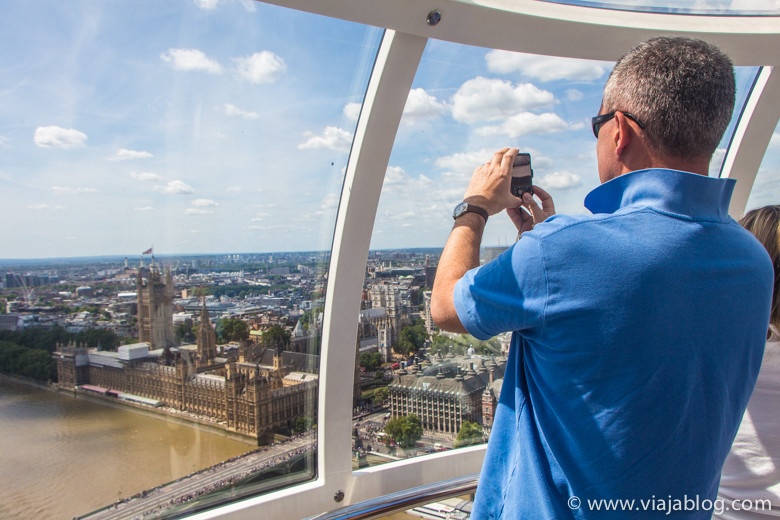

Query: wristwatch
<box><xmin>453</xmin><ymin>201</ymin><xmax>488</xmax><ymax>222</ymax></box>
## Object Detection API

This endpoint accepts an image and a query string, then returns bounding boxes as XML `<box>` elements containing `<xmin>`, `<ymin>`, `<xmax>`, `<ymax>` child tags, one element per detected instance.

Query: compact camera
<box><xmin>510</xmin><ymin>153</ymin><xmax>534</xmax><ymax>198</ymax></box>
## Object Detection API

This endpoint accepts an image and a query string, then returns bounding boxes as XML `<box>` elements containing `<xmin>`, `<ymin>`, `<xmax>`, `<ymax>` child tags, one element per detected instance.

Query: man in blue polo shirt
<box><xmin>431</xmin><ymin>37</ymin><xmax>773</xmax><ymax>518</ymax></box>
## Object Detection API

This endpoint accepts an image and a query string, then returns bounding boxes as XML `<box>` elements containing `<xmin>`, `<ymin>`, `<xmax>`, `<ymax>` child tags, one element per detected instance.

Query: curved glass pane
<box><xmin>353</xmin><ymin>38</ymin><xmax>762</xmax><ymax>468</ymax></box>
<box><xmin>714</xmin><ymin>66</ymin><xmax>763</xmax><ymax>177</ymax></box>
<box><xmin>537</xmin><ymin>0</ymin><xmax>780</xmax><ymax>15</ymax></box>
<box><xmin>0</xmin><ymin>1</ymin><xmax>380</xmax><ymax>519</ymax></box>
<box><xmin>744</xmin><ymin>121</ymin><xmax>780</xmax><ymax>211</ymax></box>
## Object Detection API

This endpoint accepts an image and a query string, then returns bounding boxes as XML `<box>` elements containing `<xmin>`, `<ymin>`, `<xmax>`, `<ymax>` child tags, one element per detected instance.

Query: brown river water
<box><xmin>0</xmin><ymin>378</ymin><xmax>255</xmax><ymax>520</ymax></box>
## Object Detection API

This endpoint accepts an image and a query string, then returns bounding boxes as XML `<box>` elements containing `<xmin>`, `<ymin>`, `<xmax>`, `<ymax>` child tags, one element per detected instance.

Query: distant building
<box><xmin>5</xmin><ymin>272</ymin><xmax>59</xmax><ymax>288</ymax></box>
<box><xmin>423</xmin><ymin>290</ymin><xmax>434</xmax><ymax>337</ymax></box>
<box><xmin>368</xmin><ymin>283</ymin><xmax>411</xmax><ymax>349</ymax></box>
<box><xmin>389</xmin><ymin>355</ymin><xmax>506</xmax><ymax>438</ymax></box>
<box><xmin>76</xmin><ymin>286</ymin><xmax>94</xmax><ymax>298</ymax></box>
<box><xmin>0</xmin><ymin>314</ymin><xmax>23</xmax><ymax>332</ymax></box>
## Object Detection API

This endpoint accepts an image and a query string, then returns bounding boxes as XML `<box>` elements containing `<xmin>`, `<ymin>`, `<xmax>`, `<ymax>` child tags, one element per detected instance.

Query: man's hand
<box><xmin>507</xmin><ymin>185</ymin><xmax>556</xmax><ymax>238</ymax></box>
<box><xmin>463</xmin><ymin>148</ymin><xmax>524</xmax><ymax>215</ymax></box>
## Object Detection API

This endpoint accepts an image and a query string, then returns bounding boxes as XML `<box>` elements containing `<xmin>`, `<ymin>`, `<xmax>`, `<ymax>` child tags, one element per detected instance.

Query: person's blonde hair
<box><xmin>740</xmin><ymin>205</ymin><xmax>780</xmax><ymax>328</ymax></box>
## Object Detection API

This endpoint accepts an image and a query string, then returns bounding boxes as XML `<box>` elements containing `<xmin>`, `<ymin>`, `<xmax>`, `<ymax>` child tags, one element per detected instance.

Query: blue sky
<box><xmin>1</xmin><ymin>0</ymin><xmax>778</xmax><ymax>258</ymax></box>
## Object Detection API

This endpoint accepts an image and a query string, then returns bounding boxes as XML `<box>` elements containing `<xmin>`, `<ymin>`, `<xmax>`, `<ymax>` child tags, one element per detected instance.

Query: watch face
<box><xmin>453</xmin><ymin>202</ymin><xmax>468</xmax><ymax>218</ymax></box>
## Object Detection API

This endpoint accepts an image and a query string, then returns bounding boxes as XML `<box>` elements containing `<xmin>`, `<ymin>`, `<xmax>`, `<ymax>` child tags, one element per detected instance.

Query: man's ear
<box><xmin>613</xmin><ymin>111</ymin><xmax>632</xmax><ymax>157</ymax></box>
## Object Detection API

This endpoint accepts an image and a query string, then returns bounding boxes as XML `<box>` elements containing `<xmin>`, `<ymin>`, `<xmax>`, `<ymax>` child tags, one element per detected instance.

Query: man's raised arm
<box><xmin>431</xmin><ymin>147</ymin><xmax>556</xmax><ymax>333</ymax></box>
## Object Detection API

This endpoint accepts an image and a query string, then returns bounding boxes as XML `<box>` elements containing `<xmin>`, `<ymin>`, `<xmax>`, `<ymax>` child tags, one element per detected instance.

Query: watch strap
<box><xmin>454</xmin><ymin>202</ymin><xmax>488</xmax><ymax>221</ymax></box>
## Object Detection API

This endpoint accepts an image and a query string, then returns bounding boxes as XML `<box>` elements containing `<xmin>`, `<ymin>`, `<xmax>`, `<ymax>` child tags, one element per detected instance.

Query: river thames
<box><xmin>0</xmin><ymin>378</ymin><xmax>255</xmax><ymax>520</ymax></box>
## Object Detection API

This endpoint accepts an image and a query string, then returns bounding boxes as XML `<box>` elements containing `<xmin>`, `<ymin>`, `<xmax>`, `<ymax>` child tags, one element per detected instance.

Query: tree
<box><xmin>217</xmin><ymin>318</ymin><xmax>249</xmax><ymax>343</ymax></box>
<box><xmin>384</xmin><ymin>414</ymin><xmax>423</xmax><ymax>448</ymax></box>
<box><xmin>0</xmin><ymin>340</ymin><xmax>56</xmax><ymax>382</ymax></box>
<box><xmin>393</xmin><ymin>337</ymin><xmax>415</xmax><ymax>357</ymax></box>
<box><xmin>394</xmin><ymin>319</ymin><xmax>428</xmax><ymax>357</ymax></box>
<box><xmin>75</xmin><ymin>328</ymin><xmax>120</xmax><ymax>351</ymax></box>
<box><xmin>299</xmin><ymin>306</ymin><xmax>323</xmax><ymax>333</ymax></box>
<box><xmin>359</xmin><ymin>351</ymin><xmax>382</xmax><ymax>371</ymax></box>
<box><xmin>293</xmin><ymin>416</ymin><xmax>313</xmax><ymax>433</ymax></box>
<box><xmin>174</xmin><ymin>323</ymin><xmax>196</xmax><ymax>345</ymax></box>
<box><xmin>454</xmin><ymin>421</ymin><xmax>484</xmax><ymax>448</ymax></box>
<box><xmin>261</xmin><ymin>325</ymin><xmax>291</xmax><ymax>350</ymax></box>
<box><xmin>373</xmin><ymin>386</ymin><xmax>388</xmax><ymax>404</ymax></box>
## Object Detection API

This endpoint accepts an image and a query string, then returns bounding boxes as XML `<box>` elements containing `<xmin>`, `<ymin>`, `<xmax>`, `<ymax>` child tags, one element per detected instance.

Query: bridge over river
<box><xmin>81</xmin><ymin>433</ymin><xmax>316</xmax><ymax>520</ymax></box>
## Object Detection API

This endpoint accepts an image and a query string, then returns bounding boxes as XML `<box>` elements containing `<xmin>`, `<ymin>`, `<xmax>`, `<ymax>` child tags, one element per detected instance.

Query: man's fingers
<box><xmin>530</xmin><ymin>185</ymin><xmax>556</xmax><ymax>214</ymax></box>
<box><xmin>522</xmin><ymin>192</ymin><xmax>551</xmax><ymax>222</ymax></box>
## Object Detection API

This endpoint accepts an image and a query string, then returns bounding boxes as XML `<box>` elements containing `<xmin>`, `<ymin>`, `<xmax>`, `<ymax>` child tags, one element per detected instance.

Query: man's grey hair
<box><xmin>602</xmin><ymin>37</ymin><xmax>735</xmax><ymax>159</ymax></box>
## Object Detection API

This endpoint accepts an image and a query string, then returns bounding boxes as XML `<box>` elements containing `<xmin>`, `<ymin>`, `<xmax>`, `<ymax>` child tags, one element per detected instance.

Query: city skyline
<box><xmin>2</xmin><ymin>1</ymin><xmax>778</xmax><ymax>260</ymax></box>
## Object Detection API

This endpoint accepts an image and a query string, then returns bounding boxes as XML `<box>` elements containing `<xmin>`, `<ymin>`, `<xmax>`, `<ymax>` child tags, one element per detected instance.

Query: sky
<box><xmin>0</xmin><ymin>0</ymin><xmax>778</xmax><ymax>259</ymax></box>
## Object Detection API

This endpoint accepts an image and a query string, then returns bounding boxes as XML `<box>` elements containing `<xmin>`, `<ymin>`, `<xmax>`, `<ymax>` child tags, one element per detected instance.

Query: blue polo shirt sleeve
<box><xmin>453</xmin><ymin>232</ymin><xmax>548</xmax><ymax>340</ymax></box>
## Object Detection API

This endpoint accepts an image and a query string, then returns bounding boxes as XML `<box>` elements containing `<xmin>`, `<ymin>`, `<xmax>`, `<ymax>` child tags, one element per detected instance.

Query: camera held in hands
<box><xmin>511</xmin><ymin>153</ymin><xmax>534</xmax><ymax>198</ymax></box>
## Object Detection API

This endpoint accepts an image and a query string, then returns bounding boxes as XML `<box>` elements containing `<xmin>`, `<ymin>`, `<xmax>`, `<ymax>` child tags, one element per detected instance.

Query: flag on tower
<box><xmin>142</xmin><ymin>247</ymin><xmax>153</xmax><ymax>255</ymax></box>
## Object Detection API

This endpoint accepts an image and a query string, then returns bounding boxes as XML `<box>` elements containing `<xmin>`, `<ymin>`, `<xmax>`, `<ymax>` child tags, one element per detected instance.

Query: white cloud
<box><xmin>240</xmin><ymin>0</ymin><xmax>257</xmax><ymax>12</ymax></box>
<box><xmin>34</xmin><ymin>126</ymin><xmax>88</xmax><ymax>149</ymax></box>
<box><xmin>224</xmin><ymin>103</ymin><xmax>259</xmax><ymax>120</ymax></box>
<box><xmin>226</xmin><ymin>186</ymin><xmax>243</xmax><ymax>193</ymax></box>
<box><xmin>51</xmin><ymin>186</ymin><xmax>98</xmax><ymax>194</ymax></box>
<box><xmin>402</xmin><ymin>88</ymin><xmax>447</xmax><ymax>124</ymax></box>
<box><xmin>130</xmin><ymin>171</ymin><xmax>164</xmax><ymax>182</ymax></box>
<box><xmin>565</xmin><ymin>89</ymin><xmax>584</xmax><ymax>102</ymax></box>
<box><xmin>770</xmin><ymin>131</ymin><xmax>780</xmax><ymax>149</ymax></box>
<box><xmin>154</xmin><ymin>180</ymin><xmax>195</xmax><ymax>194</ymax></box>
<box><xmin>319</xmin><ymin>193</ymin><xmax>339</xmax><ymax>210</ymax></box>
<box><xmin>477</xmin><ymin>112</ymin><xmax>574</xmax><ymax>138</ymax></box>
<box><xmin>184</xmin><ymin>208</ymin><xmax>213</xmax><ymax>215</ymax></box>
<box><xmin>192</xmin><ymin>198</ymin><xmax>219</xmax><ymax>207</ymax></box>
<box><xmin>451</xmin><ymin>77</ymin><xmax>554</xmax><ymax>123</ymax></box>
<box><xmin>344</xmin><ymin>102</ymin><xmax>361</xmax><ymax>122</ymax></box>
<box><xmin>27</xmin><ymin>203</ymin><xmax>49</xmax><ymax>210</ymax></box>
<box><xmin>729</xmin><ymin>0</ymin><xmax>779</xmax><ymax>11</ymax></box>
<box><xmin>383</xmin><ymin>166</ymin><xmax>434</xmax><ymax>194</ymax></box>
<box><xmin>485</xmin><ymin>50</ymin><xmax>610</xmax><ymax>82</ymax></box>
<box><xmin>193</xmin><ymin>0</ymin><xmax>219</xmax><ymax>8</ymax></box>
<box><xmin>160</xmin><ymin>48</ymin><xmax>222</xmax><ymax>74</ymax></box>
<box><xmin>134</xmin><ymin>206</ymin><xmax>154</xmax><ymax>211</ymax></box>
<box><xmin>435</xmin><ymin>149</ymin><xmax>495</xmax><ymax>173</ymax></box>
<box><xmin>298</xmin><ymin>126</ymin><xmax>353</xmax><ymax>152</ymax></box>
<box><xmin>111</xmin><ymin>148</ymin><xmax>153</xmax><ymax>161</ymax></box>
<box><xmin>709</xmin><ymin>148</ymin><xmax>728</xmax><ymax>177</ymax></box>
<box><xmin>537</xmin><ymin>171</ymin><xmax>583</xmax><ymax>190</ymax></box>
<box><xmin>233</xmin><ymin>51</ymin><xmax>286</xmax><ymax>84</ymax></box>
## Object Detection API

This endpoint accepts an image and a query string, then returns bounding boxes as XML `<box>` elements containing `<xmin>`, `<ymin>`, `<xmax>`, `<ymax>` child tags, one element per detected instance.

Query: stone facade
<box><xmin>54</xmin><ymin>294</ymin><xmax>317</xmax><ymax>443</ymax></box>
<box><xmin>388</xmin><ymin>356</ymin><xmax>505</xmax><ymax>437</ymax></box>
<box><xmin>136</xmin><ymin>266</ymin><xmax>175</xmax><ymax>349</ymax></box>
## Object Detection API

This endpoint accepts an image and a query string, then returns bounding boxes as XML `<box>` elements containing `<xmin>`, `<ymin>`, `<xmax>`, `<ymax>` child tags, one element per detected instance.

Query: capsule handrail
<box><xmin>304</xmin><ymin>474</ymin><xmax>479</xmax><ymax>520</ymax></box>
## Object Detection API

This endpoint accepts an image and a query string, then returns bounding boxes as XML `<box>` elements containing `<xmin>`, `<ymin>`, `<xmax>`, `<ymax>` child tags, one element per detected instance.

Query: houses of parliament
<box><xmin>54</xmin><ymin>266</ymin><xmax>318</xmax><ymax>443</ymax></box>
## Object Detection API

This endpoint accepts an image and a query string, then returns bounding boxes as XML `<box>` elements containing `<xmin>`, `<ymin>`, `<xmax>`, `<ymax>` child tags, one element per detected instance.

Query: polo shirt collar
<box><xmin>584</xmin><ymin>168</ymin><xmax>735</xmax><ymax>220</ymax></box>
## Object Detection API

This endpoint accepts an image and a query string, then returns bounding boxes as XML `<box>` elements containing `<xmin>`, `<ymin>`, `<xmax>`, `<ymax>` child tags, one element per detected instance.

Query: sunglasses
<box><xmin>591</xmin><ymin>111</ymin><xmax>646</xmax><ymax>138</ymax></box>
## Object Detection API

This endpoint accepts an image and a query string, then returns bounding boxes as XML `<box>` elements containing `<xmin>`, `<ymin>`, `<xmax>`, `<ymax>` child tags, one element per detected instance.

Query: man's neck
<box><xmin>621</xmin><ymin>155</ymin><xmax>711</xmax><ymax>177</ymax></box>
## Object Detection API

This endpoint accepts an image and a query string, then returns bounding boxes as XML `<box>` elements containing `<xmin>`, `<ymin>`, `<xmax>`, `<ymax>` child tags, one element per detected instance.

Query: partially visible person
<box><xmin>431</xmin><ymin>37</ymin><xmax>774</xmax><ymax>519</ymax></box>
<box><xmin>715</xmin><ymin>205</ymin><xmax>780</xmax><ymax>519</ymax></box>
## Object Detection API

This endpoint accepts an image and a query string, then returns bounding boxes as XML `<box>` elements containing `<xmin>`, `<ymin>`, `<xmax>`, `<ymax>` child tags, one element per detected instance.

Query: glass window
<box><xmin>0</xmin><ymin>1</ymin><xmax>380</xmax><ymax>519</ymax></box>
<box><xmin>536</xmin><ymin>0</ymin><xmax>780</xmax><ymax>15</ymax></box>
<box><xmin>353</xmin><ymin>38</ymin><xmax>763</xmax><ymax>466</ymax></box>
<box><xmin>744</xmin><ymin>121</ymin><xmax>780</xmax><ymax>211</ymax></box>
<box><xmin>711</xmin><ymin>67</ymin><xmax>764</xmax><ymax>178</ymax></box>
